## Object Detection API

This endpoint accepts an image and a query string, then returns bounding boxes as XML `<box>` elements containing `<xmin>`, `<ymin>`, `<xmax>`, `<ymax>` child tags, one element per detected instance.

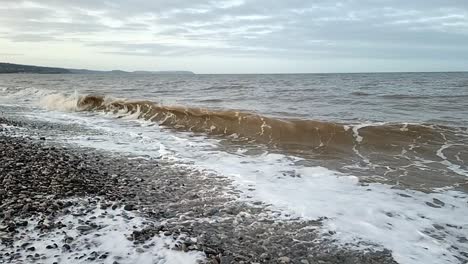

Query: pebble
<box><xmin>76</xmin><ymin>225</ymin><xmax>93</xmax><ymax>232</ymax></box>
<box><xmin>64</xmin><ymin>236</ymin><xmax>74</xmax><ymax>244</ymax></box>
<box><xmin>124</xmin><ymin>204</ymin><xmax>135</xmax><ymax>211</ymax></box>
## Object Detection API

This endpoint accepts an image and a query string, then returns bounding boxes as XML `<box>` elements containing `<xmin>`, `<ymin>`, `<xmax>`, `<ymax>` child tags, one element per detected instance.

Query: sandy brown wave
<box><xmin>76</xmin><ymin>95</ymin><xmax>461</xmax><ymax>154</ymax></box>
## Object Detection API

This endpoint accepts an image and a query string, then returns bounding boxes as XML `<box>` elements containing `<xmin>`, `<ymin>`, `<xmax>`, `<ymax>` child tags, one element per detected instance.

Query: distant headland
<box><xmin>0</xmin><ymin>62</ymin><xmax>195</xmax><ymax>75</ymax></box>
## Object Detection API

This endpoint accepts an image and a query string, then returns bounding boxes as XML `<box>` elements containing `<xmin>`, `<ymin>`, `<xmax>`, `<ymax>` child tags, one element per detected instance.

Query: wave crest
<box><xmin>45</xmin><ymin>94</ymin><xmax>463</xmax><ymax>157</ymax></box>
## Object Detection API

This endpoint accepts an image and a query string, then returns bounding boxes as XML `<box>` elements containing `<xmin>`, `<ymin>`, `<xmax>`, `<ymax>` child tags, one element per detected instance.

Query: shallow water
<box><xmin>1</xmin><ymin>72</ymin><xmax>467</xmax><ymax>264</ymax></box>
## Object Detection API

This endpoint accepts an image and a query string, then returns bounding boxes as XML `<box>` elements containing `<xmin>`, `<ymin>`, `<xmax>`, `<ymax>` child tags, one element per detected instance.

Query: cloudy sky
<box><xmin>0</xmin><ymin>0</ymin><xmax>467</xmax><ymax>73</ymax></box>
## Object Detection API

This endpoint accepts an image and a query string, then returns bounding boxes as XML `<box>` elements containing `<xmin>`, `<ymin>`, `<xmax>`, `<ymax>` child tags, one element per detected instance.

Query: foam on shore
<box><xmin>7</xmin><ymin>200</ymin><xmax>204</xmax><ymax>264</ymax></box>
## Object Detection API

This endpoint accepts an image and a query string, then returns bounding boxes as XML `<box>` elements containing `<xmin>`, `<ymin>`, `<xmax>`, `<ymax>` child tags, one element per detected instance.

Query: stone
<box><xmin>123</xmin><ymin>204</ymin><xmax>135</xmax><ymax>211</ymax></box>
<box><xmin>77</xmin><ymin>225</ymin><xmax>93</xmax><ymax>232</ymax></box>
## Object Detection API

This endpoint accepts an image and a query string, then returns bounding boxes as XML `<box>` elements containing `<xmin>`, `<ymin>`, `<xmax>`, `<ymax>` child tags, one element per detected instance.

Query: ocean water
<box><xmin>0</xmin><ymin>72</ymin><xmax>467</xmax><ymax>264</ymax></box>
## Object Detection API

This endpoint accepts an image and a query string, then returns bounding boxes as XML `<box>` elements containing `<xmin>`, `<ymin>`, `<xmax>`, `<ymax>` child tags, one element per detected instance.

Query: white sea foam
<box><xmin>437</xmin><ymin>144</ymin><xmax>468</xmax><ymax>177</ymax></box>
<box><xmin>183</xmin><ymin>145</ymin><xmax>467</xmax><ymax>264</ymax></box>
<box><xmin>39</xmin><ymin>93</ymin><xmax>80</xmax><ymax>112</ymax></box>
<box><xmin>8</xmin><ymin>201</ymin><xmax>204</xmax><ymax>264</ymax></box>
<box><xmin>349</xmin><ymin>122</ymin><xmax>388</xmax><ymax>143</ymax></box>
<box><xmin>1</xmin><ymin>87</ymin><xmax>56</xmax><ymax>101</ymax></box>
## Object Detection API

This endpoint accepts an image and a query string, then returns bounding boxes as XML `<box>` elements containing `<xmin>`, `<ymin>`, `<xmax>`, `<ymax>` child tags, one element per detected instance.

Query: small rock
<box><xmin>27</xmin><ymin>246</ymin><xmax>36</xmax><ymax>252</ymax></box>
<box><xmin>124</xmin><ymin>204</ymin><xmax>135</xmax><ymax>211</ymax></box>
<box><xmin>77</xmin><ymin>225</ymin><xmax>92</xmax><ymax>232</ymax></box>
<box><xmin>220</xmin><ymin>256</ymin><xmax>234</xmax><ymax>263</ymax></box>
<box><xmin>16</xmin><ymin>221</ymin><xmax>28</xmax><ymax>227</ymax></box>
<box><xmin>21</xmin><ymin>242</ymin><xmax>31</xmax><ymax>248</ymax></box>
<box><xmin>425</xmin><ymin>202</ymin><xmax>441</xmax><ymax>208</ymax></box>
<box><xmin>432</xmin><ymin>198</ymin><xmax>445</xmax><ymax>207</ymax></box>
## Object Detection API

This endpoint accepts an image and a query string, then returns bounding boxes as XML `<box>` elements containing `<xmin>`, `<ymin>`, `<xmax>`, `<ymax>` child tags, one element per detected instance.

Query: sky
<box><xmin>0</xmin><ymin>0</ymin><xmax>467</xmax><ymax>73</ymax></box>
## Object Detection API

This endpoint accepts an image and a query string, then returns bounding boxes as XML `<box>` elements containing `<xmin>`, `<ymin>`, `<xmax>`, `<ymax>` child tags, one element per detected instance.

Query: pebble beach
<box><xmin>0</xmin><ymin>116</ymin><xmax>398</xmax><ymax>264</ymax></box>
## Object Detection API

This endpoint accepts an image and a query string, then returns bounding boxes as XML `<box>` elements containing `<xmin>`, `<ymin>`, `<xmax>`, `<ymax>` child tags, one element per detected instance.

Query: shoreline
<box><xmin>0</xmin><ymin>116</ymin><xmax>397</xmax><ymax>264</ymax></box>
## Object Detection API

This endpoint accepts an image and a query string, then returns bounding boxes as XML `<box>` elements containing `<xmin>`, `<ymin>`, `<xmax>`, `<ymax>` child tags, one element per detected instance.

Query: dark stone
<box><xmin>220</xmin><ymin>255</ymin><xmax>234</xmax><ymax>263</ymax></box>
<box><xmin>425</xmin><ymin>202</ymin><xmax>441</xmax><ymax>208</ymax></box>
<box><xmin>27</xmin><ymin>247</ymin><xmax>35</xmax><ymax>251</ymax></box>
<box><xmin>16</xmin><ymin>221</ymin><xmax>28</xmax><ymax>227</ymax></box>
<box><xmin>77</xmin><ymin>225</ymin><xmax>92</xmax><ymax>232</ymax></box>
<box><xmin>21</xmin><ymin>242</ymin><xmax>31</xmax><ymax>248</ymax></box>
<box><xmin>432</xmin><ymin>198</ymin><xmax>445</xmax><ymax>207</ymax></box>
<box><xmin>123</xmin><ymin>204</ymin><xmax>135</xmax><ymax>211</ymax></box>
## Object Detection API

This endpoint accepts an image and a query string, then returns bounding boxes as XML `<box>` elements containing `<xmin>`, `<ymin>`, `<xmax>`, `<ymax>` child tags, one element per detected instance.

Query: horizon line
<box><xmin>194</xmin><ymin>70</ymin><xmax>468</xmax><ymax>75</ymax></box>
<box><xmin>1</xmin><ymin>62</ymin><xmax>467</xmax><ymax>75</ymax></box>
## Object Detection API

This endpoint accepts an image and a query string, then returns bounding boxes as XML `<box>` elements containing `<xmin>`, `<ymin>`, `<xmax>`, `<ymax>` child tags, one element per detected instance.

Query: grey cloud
<box><xmin>0</xmin><ymin>0</ymin><xmax>467</xmax><ymax>62</ymax></box>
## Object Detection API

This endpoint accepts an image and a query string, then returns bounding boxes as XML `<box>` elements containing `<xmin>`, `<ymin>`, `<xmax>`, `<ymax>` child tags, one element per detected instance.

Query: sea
<box><xmin>0</xmin><ymin>72</ymin><xmax>467</xmax><ymax>264</ymax></box>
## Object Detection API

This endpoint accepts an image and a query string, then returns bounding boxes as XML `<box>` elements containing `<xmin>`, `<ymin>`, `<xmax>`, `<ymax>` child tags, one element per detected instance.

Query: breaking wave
<box><xmin>39</xmin><ymin>93</ymin><xmax>468</xmax><ymax>159</ymax></box>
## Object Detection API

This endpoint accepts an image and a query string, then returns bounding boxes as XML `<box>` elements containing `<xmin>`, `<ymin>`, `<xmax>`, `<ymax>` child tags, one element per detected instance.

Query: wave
<box><xmin>380</xmin><ymin>94</ymin><xmax>432</xmax><ymax>99</ymax></box>
<box><xmin>201</xmin><ymin>84</ymin><xmax>249</xmax><ymax>91</ymax></box>
<box><xmin>37</xmin><ymin>93</ymin><xmax>466</xmax><ymax>156</ymax></box>
<box><xmin>198</xmin><ymin>99</ymin><xmax>224</xmax><ymax>103</ymax></box>
<box><xmin>350</xmin><ymin>91</ymin><xmax>372</xmax><ymax>96</ymax></box>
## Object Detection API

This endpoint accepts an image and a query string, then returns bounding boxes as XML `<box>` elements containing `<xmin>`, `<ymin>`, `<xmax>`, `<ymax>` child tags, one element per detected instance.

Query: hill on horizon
<box><xmin>0</xmin><ymin>62</ymin><xmax>194</xmax><ymax>75</ymax></box>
